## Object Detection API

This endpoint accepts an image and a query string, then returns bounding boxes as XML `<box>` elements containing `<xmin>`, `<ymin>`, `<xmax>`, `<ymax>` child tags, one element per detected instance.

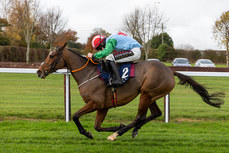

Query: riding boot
<box><xmin>108</xmin><ymin>61</ymin><xmax>123</xmax><ymax>86</ymax></box>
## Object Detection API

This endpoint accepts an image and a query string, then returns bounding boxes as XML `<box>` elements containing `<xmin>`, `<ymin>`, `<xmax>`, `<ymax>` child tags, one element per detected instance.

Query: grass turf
<box><xmin>0</xmin><ymin>73</ymin><xmax>229</xmax><ymax>152</ymax></box>
<box><xmin>0</xmin><ymin>120</ymin><xmax>229</xmax><ymax>153</ymax></box>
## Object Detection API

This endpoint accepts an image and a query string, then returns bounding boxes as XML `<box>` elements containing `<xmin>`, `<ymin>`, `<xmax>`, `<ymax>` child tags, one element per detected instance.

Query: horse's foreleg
<box><xmin>132</xmin><ymin>101</ymin><xmax>162</xmax><ymax>138</ymax></box>
<box><xmin>94</xmin><ymin>109</ymin><xmax>126</xmax><ymax>132</ymax></box>
<box><xmin>73</xmin><ymin>101</ymin><xmax>97</xmax><ymax>139</ymax></box>
<box><xmin>107</xmin><ymin>117</ymin><xmax>145</xmax><ymax>141</ymax></box>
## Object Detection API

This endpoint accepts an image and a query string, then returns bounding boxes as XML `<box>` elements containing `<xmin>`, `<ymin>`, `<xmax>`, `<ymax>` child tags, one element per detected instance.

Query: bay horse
<box><xmin>37</xmin><ymin>43</ymin><xmax>224</xmax><ymax>141</ymax></box>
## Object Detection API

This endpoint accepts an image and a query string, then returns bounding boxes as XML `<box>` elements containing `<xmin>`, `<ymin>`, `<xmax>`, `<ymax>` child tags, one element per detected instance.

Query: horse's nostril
<box><xmin>37</xmin><ymin>70</ymin><xmax>42</xmax><ymax>78</ymax></box>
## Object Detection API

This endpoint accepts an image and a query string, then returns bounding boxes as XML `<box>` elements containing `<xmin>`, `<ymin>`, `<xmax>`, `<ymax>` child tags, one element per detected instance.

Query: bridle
<box><xmin>40</xmin><ymin>44</ymin><xmax>101</xmax><ymax>88</ymax></box>
<box><xmin>42</xmin><ymin>44</ymin><xmax>98</xmax><ymax>76</ymax></box>
<box><xmin>50</xmin><ymin>49</ymin><xmax>63</xmax><ymax>72</ymax></box>
<box><xmin>41</xmin><ymin>45</ymin><xmax>66</xmax><ymax>77</ymax></box>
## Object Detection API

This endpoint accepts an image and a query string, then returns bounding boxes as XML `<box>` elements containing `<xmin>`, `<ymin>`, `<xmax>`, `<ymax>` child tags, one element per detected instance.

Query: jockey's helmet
<box><xmin>92</xmin><ymin>35</ymin><xmax>106</xmax><ymax>50</ymax></box>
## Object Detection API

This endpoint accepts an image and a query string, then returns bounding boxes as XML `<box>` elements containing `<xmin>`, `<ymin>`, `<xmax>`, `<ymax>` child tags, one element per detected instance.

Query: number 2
<box><xmin>122</xmin><ymin>67</ymin><xmax>129</xmax><ymax>79</ymax></box>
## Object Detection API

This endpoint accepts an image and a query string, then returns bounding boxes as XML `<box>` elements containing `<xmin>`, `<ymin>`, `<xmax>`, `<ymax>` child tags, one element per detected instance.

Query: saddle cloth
<box><xmin>98</xmin><ymin>62</ymin><xmax>135</xmax><ymax>85</ymax></box>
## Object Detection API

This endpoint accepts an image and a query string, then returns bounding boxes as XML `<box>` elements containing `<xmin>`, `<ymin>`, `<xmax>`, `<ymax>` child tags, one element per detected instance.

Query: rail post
<box><xmin>164</xmin><ymin>94</ymin><xmax>170</xmax><ymax>123</ymax></box>
<box><xmin>64</xmin><ymin>71</ymin><xmax>71</xmax><ymax>122</ymax></box>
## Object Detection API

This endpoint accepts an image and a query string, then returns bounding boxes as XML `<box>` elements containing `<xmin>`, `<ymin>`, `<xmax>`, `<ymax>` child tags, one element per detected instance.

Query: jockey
<box><xmin>87</xmin><ymin>32</ymin><xmax>141</xmax><ymax>86</ymax></box>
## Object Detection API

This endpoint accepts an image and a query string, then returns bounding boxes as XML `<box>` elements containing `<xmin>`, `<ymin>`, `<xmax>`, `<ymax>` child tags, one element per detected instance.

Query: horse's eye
<box><xmin>50</xmin><ymin>55</ymin><xmax>54</xmax><ymax>58</ymax></box>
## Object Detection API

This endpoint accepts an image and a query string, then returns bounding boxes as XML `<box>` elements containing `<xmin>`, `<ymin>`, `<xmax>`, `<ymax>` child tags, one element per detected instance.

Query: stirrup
<box><xmin>108</xmin><ymin>77</ymin><xmax>123</xmax><ymax>87</ymax></box>
<box><xmin>112</xmin><ymin>80</ymin><xmax>123</xmax><ymax>86</ymax></box>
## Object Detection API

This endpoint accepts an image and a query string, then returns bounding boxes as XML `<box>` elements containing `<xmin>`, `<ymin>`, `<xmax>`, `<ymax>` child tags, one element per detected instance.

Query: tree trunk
<box><xmin>26</xmin><ymin>43</ymin><xmax>30</xmax><ymax>63</ymax></box>
<box><xmin>145</xmin><ymin>50</ymin><xmax>149</xmax><ymax>60</ymax></box>
<box><xmin>144</xmin><ymin>42</ymin><xmax>151</xmax><ymax>60</ymax></box>
<box><xmin>227</xmin><ymin>42</ymin><xmax>229</xmax><ymax>67</ymax></box>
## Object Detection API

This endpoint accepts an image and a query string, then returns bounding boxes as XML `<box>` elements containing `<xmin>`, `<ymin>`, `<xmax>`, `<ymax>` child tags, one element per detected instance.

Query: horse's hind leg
<box><xmin>94</xmin><ymin>109</ymin><xmax>126</xmax><ymax>132</ymax></box>
<box><xmin>132</xmin><ymin>101</ymin><xmax>162</xmax><ymax>138</ymax></box>
<box><xmin>107</xmin><ymin>91</ymin><xmax>151</xmax><ymax>140</ymax></box>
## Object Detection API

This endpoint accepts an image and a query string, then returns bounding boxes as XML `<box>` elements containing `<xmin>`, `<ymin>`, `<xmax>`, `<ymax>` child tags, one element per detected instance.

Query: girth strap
<box><xmin>111</xmin><ymin>87</ymin><xmax>117</xmax><ymax>107</ymax></box>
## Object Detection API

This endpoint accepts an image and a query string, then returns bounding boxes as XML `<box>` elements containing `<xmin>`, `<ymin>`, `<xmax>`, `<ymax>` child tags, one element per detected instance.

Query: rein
<box><xmin>63</xmin><ymin>49</ymin><xmax>100</xmax><ymax>88</ymax></box>
<box><xmin>46</xmin><ymin>46</ymin><xmax>98</xmax><ymax>75</ymax></box>
<box><xmin>71</xmin><ymin>57</ymin><xmax>98</xmax><ymax>73</ymax></box>
<box><xmin>47</xmin><ymin>47</ymin><xmax>99</xmax><ymax>88</ymax></box>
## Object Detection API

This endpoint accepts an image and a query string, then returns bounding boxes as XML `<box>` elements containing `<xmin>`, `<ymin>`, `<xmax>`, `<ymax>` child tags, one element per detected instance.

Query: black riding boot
<box><xmin>108</xmin><ymin>61</ymin><xmax>123</xmax><ymax>86</ymax></box>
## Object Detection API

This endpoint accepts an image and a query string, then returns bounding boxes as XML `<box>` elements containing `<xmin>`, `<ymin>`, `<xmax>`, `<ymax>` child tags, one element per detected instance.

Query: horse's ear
<box><xmin>60</xmin><ymin>42</ymin><xmax>67</xmax><ymax>51</ymax></box>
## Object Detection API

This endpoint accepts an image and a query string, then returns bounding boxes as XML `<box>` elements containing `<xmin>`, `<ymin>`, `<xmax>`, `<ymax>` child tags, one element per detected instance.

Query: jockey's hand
<box><xmin>87</xmin><ymin>53</ymin><xmax>93</xmax><ymax>58</ymax></box>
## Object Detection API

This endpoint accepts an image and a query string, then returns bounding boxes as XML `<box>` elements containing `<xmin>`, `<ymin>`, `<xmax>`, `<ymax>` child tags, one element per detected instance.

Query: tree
<box><xmin>6</xmin><ymin>0</ymin><xmax>41</xmax><ymax>63</ymax></box>
<box><xmin>157</xmin><ymin>43</ymin><xmax>176</xmax><ymax>62</ymax></box>
<box><xmin>176</xmin><ymin>43</ymin><xmax>195</xmax><ymax>50</ymax></box>
<box><xmin>54</xmin><ymin>29</ymin><xmax>78</xmax><ymax>47</ymax></box>
<box><xmin>122</xmin><ymin>8</ymin><xmax>141</xmax><ymax>42</ymax></box>
<box><xmin>23</xmin><ymin>0</ymin><xmax>41</xmax><ymax>63</ymax></box>
<box><xmin>151</xmin><ymin>32</ymin><xmax>173</xmax><ymax>49</ymax></box>
<box><xmin>122</xmin><ymin>6</ymin><xmax>166</xmax><ymax>60</ymax></box>
<box><xmin>0</xmin><ymin>18</ymin><xmax>10</xmax><ymax>45</ymax></box>
<box><xmin>0</xmin><ymin>18</ymin><xmax>10</xmax><ymax>31</ymax></box>
<box><xmin>213</xmin><ymin>11</ymin><xmax>229</xmax><ymax>66</ymax></box>
<box><xmin>5</xmin><ymin>0</ymin><xmax>24</xmax><ymax>46</ymax></box>
<box><xmin>0</xmin><ymin>0</ymin><xmax>12</xmax><ymax>19</ymax></box>
<box><xmin>38</xmin><ymin>7</ymin><xmax>67</xmax><ymax>51</ymax></box>
<box><xmin>68</xmin><ymin>42</ymin><xmax>85</xmax><ymax>50</ymax></box>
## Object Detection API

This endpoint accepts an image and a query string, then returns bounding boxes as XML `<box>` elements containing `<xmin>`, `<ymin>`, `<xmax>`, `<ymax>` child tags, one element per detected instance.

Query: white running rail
<box><xmin>0</xmin><ymin>68</ymin><xmax>71</xmax><ymax>122</ymax></box>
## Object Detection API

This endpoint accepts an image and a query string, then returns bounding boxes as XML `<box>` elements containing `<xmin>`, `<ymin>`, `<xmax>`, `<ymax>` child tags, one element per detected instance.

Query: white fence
<box><xmin>0</xmin><ymin>68</ymin><xmax>71</xmax><ymax>122</ymax></box>
<box><xmin>163</xmin><ymin>71</ymin><xmax>229</xmax><ymax>123</ymax></box>
<box><xmin>1</xmin><ymin>68</ymin><xmax>229</xmax><ymax>123</ymax></box>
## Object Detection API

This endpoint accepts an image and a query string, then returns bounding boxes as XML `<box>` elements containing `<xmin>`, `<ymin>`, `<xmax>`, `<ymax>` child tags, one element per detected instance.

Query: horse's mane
<box><xmin>67</xmin><ymin>48</ymin><xmax>88</xmax><ymax>61</ymax></box>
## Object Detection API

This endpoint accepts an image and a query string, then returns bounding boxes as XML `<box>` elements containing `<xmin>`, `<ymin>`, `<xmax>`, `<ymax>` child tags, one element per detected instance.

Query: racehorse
<box><xmin>37</xmin><ymin>43</ymin><xmax>224</xmax><ymax>141</ymax></box>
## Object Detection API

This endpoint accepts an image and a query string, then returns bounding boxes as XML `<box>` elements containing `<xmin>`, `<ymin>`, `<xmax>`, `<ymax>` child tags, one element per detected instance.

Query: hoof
<box><xmin>85</xmin><ymin>131</ymin><xmax>93</xmax><ymax>139</ymax></box>
<box><xmin>107</xmin><ymin>132</ymin><xmax>118</xmax><ymax>141</ymax></box>
<box><xmin>132</xmin><ymin>131</ymin><xmax>138</xmax><ymax>138</ymax></box>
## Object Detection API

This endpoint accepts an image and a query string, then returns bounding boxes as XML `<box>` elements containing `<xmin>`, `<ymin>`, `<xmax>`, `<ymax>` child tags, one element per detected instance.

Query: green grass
<box><xmin>0</xmin><ymin>120</ymin><xmax>229</xmax><ymax>153</ymax></box>
<box><xmin>0</xmin><ymin>73</ymin><xmax>229</xmax><ymax>152</ymax></box>
<box><xmin>0</xmin><ymin>73</ymin><xmax>66</xmax><ymax>119</ymax></box>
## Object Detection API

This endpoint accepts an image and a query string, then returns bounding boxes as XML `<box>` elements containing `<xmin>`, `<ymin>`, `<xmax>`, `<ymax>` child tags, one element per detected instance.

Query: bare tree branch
<box><xmin>121</xmin><ymin>6</ymin><xmax>166</xmax><ymax>60</ymax></box>
<box><xmin>38</xmin><ymin>7</ymin><xmax>67</xmax><ymax>51</ymax></box>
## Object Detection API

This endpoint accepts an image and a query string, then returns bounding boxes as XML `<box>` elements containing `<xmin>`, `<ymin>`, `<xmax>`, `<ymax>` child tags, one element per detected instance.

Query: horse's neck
<box><xmin>63</xmin><ymin>50</ymin><xmax>96</xmax><ymax>84</ymax></box>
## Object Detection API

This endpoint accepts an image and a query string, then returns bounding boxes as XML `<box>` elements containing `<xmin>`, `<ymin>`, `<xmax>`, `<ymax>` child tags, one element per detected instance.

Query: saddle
<box><xmin>97</xmin><ymin>61</ymin><xmax>135</xmax><ymax>86</ymax></box>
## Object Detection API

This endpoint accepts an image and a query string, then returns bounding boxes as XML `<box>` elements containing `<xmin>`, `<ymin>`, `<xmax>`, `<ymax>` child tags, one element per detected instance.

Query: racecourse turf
<box><xmin>0</xmin><ymin>73</ymin><xmax>229</xmax><ymax>153</ymax></box>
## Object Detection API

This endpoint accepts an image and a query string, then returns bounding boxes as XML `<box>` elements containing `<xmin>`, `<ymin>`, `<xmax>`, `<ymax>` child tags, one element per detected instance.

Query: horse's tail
<box><xmin>174</xmin><ymin>71</ymin><xmax>224</xmax><ymax>108</ymax></box>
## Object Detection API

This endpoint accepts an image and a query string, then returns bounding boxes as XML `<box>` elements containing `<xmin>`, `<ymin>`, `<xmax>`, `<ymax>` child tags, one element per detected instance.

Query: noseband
<box><xmin>50</xmin><ymin>49</ymin><xmax>63</xmax><ymax>72</ymax></box>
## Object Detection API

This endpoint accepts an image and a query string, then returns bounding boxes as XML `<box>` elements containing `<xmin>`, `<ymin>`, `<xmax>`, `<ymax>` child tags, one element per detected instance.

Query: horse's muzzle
<box><xmin>37</xmin><ymin>70</ymin><xmax>45</xmax><ymax>79</ymax></box>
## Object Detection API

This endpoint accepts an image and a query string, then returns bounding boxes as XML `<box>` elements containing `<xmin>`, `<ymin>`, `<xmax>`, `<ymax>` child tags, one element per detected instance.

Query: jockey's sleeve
<box><xmin>93</xmin><ymin>39</ymin><xmax>117</xmax><ymax>59</ymax></box>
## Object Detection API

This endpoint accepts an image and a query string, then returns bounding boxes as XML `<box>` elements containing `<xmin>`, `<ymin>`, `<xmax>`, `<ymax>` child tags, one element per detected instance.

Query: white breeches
<box><xmin>105</xmin><ymin>47</ymin><xmax>141</xmax><ymax>63</ymax></box>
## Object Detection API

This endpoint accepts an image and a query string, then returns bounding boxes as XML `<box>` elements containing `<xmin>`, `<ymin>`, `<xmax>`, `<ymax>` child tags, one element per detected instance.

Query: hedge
<box><xmin>148</xmin><ymin>48</ymin><xmax>226</xmax><ymax>63</ymax></box>
<box><xmin>0</xmin><ymin>46</ymin><xmax>227</xmax><ymax>64</ymax></box>
<box><xmin>0</xmin><ymin>46</ymin><xmax>49</xmax><ymax>63</ymax></box>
